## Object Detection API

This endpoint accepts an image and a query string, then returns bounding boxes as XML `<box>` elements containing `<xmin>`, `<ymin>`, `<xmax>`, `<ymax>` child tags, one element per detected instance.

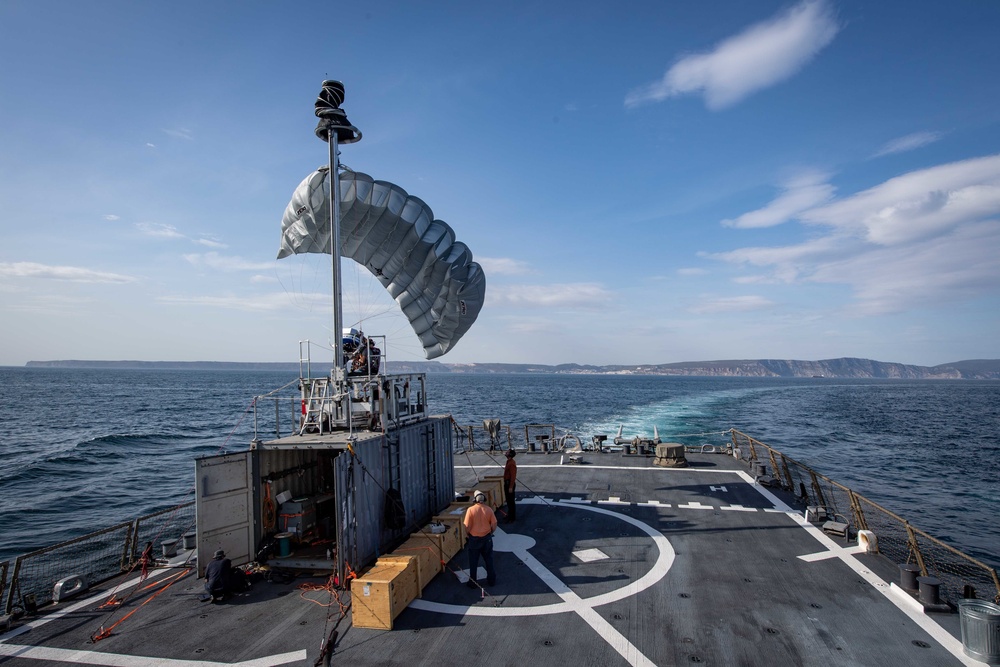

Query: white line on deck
<box><xmin>0</xmin><ymin>644</ymin><xmax>306</xmax><ymax>666</ymax></box>
<box><xmin>409</xmin><ymin>498</ymin><xmax>673</xmax><ymax>666</ymax></box>
<box><xmin>741</xmin><ymin>470</ymin><xmax>979</xmax><ymax>666</ymax></box>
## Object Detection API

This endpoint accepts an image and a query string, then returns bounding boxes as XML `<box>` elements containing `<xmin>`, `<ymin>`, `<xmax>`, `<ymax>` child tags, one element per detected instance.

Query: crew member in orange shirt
<box><xmin>503</xmin><ymin>448</ymin><xmax>517</xmax><ymax>523</ymax></box>
<box><xmin>462</xmin><ymin>490</ymin><xmax>497</xmax><ymax>588</ymax></box>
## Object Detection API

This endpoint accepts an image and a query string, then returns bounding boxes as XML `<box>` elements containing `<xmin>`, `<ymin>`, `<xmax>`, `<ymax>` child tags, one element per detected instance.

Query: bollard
<box><xmin>161</xmin><ymin>539</ymin><xmax>178</xmax><ymax>558</ymax></box>
<box><xmin>899</xmin><ymin>563</ymin><xmax>921</xmax><ymax>592</ymax></box>
<box><xmin>917</xmin><ymin>576</ymin><xmax>941</xmax><ymax>606</ymax></box>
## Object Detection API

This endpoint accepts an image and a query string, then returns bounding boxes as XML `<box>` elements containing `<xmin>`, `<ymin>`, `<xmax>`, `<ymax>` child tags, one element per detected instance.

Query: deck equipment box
<box><xmin>350</xmin><ymin>558</ymin><xmax>419</xmax><ymax>630</ymax></box>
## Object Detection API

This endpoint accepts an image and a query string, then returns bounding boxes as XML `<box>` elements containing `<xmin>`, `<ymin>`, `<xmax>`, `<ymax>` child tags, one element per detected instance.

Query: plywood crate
<box><xmin>377</xmin><ymin>554</ymin><xmax>428</xmax><ymax>598</ymax></box>
<box><xmin>392</xmin><ymin>537</ymin><xmax>441</xmax><ymax>589</ymax></box>
<box><xmin>465</xmin><ymin>485</ymin><xmax>497</xmax><ymax>508</ymax></box>
<box><xmin>350</xmin><ymin>559</ymin><xmax>419</xmax><ymax>630</ymax></box>
<box><xmin>480</xmin><ymin>475</ymin><xmax>505</xmax><ymax>502</ymax></box>
<box><xmin>442</xmin><ymin>502</ymin><xmax>469</xmax><ymax>518</ymax></box>
<box><xmin>406</xmin><ymin>527</ymin><xmax>462</xmax><ymax>567</ymax></box>
<box><xmin>432</xmin><ymin>513</ymin><xmax>467</xmax><ymax>546</ymax></box>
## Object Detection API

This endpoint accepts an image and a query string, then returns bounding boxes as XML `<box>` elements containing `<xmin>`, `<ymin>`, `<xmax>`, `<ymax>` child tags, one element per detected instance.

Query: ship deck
<box><xmin>0</xmin><ymin>450</ymin><xmax>977</xmax><ymax>666</ymax></box>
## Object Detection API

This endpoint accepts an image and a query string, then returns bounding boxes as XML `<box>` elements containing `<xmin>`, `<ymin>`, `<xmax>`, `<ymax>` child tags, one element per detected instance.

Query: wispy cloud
<box><xmin>158</xmin><ymin>291</ymin><xmax>325</xmax><ymax>312</ymax></box>
<box><xmin>195</xmin><ymin>238</ymin><xmax>228</xmax><ymax>249</ymax></box>
<box><xmin>136</xmin><ymin>222</ymin><xmax>186</xmax><ymax>239</ymax></box>
<box><xmin>491</xmin><ymin>283</ymin><xmax>613</xmax><ymax>308</ymax></box>
<box><xmin>625</xmin><ymin>0</ymin><xmax>839</xmax><ymax>110</ymax></box>
<box><xmin>873</xmin><ymin>131</ymin><xmax>942</xmax><ymax>158</ymax></box>
<box><xmin>723</xmin><ymin>169</ymin><xmax>835</xmax><ymax>228</ymax></box>
<box><xmin>801</xmin><ymin>154</ymin><xmax>1000</xmax><ymax>245</ymax></box>
<box><xmin>163</xmin><ymin>127</ymin><xmax>193</xmax><ymax>140</ymax></box>
<box><xmin>711</xmin><ymin>153</ymin><xmax>1000</xmax><ymax>314</ymax></box>
<box><xmin>477</xmin><ymin>257</ymin><xmax>533</xmax><ymax>275</ymax></box>
<box><xmin>104</xmin><ymin>214</ymin><xmax>120</xmax><ymax>222</ymax></box>
<box><xmin>689</xmin><ymin>295</ymin><xmax>775</xmax><ymax>314</ymax></box>
<box><xmin>0</xmin><ymin>262</ymin><xmax>136</xmax><ymax>284</ymax></box>
<box><xmin>183</xmin><ymin>252</ymin><xmax>273</xmax><ymax>271</ymax></box>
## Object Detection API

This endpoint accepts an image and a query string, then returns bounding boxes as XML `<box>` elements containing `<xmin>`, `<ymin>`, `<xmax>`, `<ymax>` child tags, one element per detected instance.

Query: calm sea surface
<box><xmin>0</xmin><ymin>368</ymin><xmax>997</xmax><ymax>569</ymax></box>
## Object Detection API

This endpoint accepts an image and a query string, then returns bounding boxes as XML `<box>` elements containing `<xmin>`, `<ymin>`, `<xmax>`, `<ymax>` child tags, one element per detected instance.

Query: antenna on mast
<box><xmin>313</xmin><ymin>80</ymin><xmax>361</xmax><ymax>385</ymax></box>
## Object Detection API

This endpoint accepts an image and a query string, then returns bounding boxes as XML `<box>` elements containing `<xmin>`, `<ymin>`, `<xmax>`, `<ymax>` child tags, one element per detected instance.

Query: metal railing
<box><xmin>3</xmin><ymin>501</ymin><xmax>195</xmax><ymax>615</ymax></box>
<box><xmin>730</xmin><ymin>429</ymin><xmax>1000</xmax><ymax>605</ymax></box>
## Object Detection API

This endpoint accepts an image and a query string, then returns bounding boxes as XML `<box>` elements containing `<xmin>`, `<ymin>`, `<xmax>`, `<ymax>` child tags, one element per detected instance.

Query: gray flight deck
<box><xmin>0</xmin><ymin>450</ymin><xmax>977</xmax><ymax>666</ymax></box>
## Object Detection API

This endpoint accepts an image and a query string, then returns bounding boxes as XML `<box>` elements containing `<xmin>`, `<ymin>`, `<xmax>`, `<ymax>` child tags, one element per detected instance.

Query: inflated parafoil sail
<box><xmin>278</xmin><ymin>168</ymin><xmax>486</xmax><ymax>359</ymax></box>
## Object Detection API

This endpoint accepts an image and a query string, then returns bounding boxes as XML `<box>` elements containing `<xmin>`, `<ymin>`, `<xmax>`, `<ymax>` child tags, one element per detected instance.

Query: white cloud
<box><xmin>711</xmin><ymin>153</ymin><xmax>1000</xmax><ymax>315</ymax></box>
<box><xmin>873</xmin><ymin>131</ymin><xmax>942</xmax><ymax>158</ymax></box>
<box><xmin>250</xmin><ymin>274</ymin><xmax>278</xmax><ymax>284</ymax></box>
<box><xmin>811</xmin><ymin>221</ymin><xmax>1000</xmax><ymax>315</ymax></box>
<box><xmin>626</xmin><ymin>0</ymin><xmax>839</xmax><ymax>110</ymax></box>
<box><xmin>195</xmin><ymin>238</ymin><xmax>228</xmax><ymax>249</ymax></box>
<box><xmin>104</xmin><ymin>214</ymin><xmax>120</xmax><ymax>222</ymax></box>
<box><xmin>491</xmin><ymin>283</ymin><xmax>613</xmax><ymax>309</ymax></box>
<box><xmin>723</xmin><ymin>169</ymin><xmax>835</xmax><ymax>228</ymax></box>
<box><xmin>0</xmin><ymin>262</ymin><xmax>136</xmax><ymax>284</ymax></box>
<box><xmin>163</xmin><ymin>127</ymin><xmax>193</xmax><ymax>140</ymax></box>
<box><xmin>136</xmin><ymin>222</ymin><xmax>185</xmax><ymax>239</ymax></box>
<box><xmin>183</xmin><ymin>252</ymin><xmax>273</xmax><ymax>271</ymax></box>
<box><xmin>801</xmin><ymin>154</ymin><xmax>1000</xmax><ymax>245</ymax></box>
<box><xmin>689</xmin><ymin>295</ymin><xmax>775</xmax><ymax>314</ymax></box>
<box><xmin>157</xmin><ymin>291</ymin><xmax>326</xmax><ymax>313</ymax></box>
<box><xmin>145</xmin><ymin>143</ymin><xmax>156</xmax><ymax>149</ymax></box>
<box><xmin>477</xmin><ymin>257</ymin><xmax>533</xmax><ymax>275</ymax></box>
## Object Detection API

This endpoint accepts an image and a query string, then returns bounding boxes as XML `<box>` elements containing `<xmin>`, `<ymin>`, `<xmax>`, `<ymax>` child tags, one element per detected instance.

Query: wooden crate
<box><xmin>432</xmin><ymin>513</ymin><xmax>467</xmax><ymax>546</ymax></box>
<box><xmin>406</xmin><ymin>526</ymin><xmax>462</xmax><ymax>567</ymax></box>
<box><xmin>392</xmin><ymin>537</ymin><xmax>441</xmax><ymax>590</ymax></box>
<box><xmin>442</xmin><ymin>502</ymin><xmax>469</xmax><ymax>518</ymax></box>
<box><xmin>350</xmin><ymin>559</ymin><xmax>419</xmax><ymax>630</ymax></box>
<box><xmin>480</xmin><ymin>475</ymin><xmax>505</xmax><ymax>502</ymax></box>
<box><xmin>377</xmin><ymin>554</ymin><xmax>427</xmax><ymax>598</ymax></box>
<box><xmin>465</xmin><ymin>485</ymin><xmax>497</xmax><ymax>508</ymax></box>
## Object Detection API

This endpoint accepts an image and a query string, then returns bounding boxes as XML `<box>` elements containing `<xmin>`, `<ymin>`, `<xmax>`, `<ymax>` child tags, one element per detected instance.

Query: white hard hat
<box><xmin>474</xmin><ymin>491</ymin><xmax>486</xmax><ymax>502</ymax></box>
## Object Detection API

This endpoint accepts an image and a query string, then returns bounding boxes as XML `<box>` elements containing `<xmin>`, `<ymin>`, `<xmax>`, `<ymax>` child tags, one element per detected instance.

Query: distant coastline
<box><xmin>22</xmin><ymin>357</ymin><xmax>1000</xmax><ymax>379</ymax></box>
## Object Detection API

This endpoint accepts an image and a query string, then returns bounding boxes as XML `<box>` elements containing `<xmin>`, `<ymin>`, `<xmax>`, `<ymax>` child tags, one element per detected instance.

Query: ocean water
<box><xmin>0</xmin><ymin>368</ymin><xmax>997</xmax><ymax>570</ymax></box>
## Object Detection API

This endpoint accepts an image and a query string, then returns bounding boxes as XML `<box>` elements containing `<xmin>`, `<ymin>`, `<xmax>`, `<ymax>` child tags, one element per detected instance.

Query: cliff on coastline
<box><xmin>23</xmin><ymin>357</ymin><xmax>1000</xmax><ymax>378</ymax></box>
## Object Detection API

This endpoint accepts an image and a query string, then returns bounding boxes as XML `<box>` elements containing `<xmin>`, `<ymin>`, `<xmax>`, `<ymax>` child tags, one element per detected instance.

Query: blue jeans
<box><xmin>466</xmin><ymin>534</ymin><xmax>496</xmax><ymax>585</ymax></box>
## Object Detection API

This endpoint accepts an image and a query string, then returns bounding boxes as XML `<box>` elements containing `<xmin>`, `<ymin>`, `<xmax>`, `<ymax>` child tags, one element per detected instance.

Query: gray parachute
<box><xmin>277</xmin><ymin>168</ymin><xmax>486</xmax><ymax>359</ymax></box>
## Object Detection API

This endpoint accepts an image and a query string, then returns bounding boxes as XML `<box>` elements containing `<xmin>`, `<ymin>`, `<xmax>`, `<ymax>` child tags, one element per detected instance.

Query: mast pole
<box><xmin>328</xmin><ymin>130</ymin><xmax>343</xmax><ymax>381</ymax></box>
<box><xmin>313</xmin><ymin>79</ymin><xmax>361</xmax><ymax>386</ymax></box>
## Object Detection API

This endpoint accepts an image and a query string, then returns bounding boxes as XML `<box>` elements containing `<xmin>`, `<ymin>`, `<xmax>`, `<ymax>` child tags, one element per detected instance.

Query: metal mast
<box><xmin>313</xmin><ymin>81</ymin><xmax>361</xmax><ymax>384</ymax></box>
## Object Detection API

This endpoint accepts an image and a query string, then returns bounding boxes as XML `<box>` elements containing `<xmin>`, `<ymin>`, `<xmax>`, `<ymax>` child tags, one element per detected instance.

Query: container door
<box><xmin>195</xmin><ymin>450</ymin><xmax>256</xmax><ymax>576</ymax></box>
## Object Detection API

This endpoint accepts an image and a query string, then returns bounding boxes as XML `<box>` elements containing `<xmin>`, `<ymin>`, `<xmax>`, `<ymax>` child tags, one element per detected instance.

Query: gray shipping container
<box><xmin>195</xmin><ymin>415</ymin><xmax>454</xmax><ymax>581</ymax></box>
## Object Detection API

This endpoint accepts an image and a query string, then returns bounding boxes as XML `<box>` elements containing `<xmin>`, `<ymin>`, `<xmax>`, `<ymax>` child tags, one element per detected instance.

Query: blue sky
<box><xmin>1</xmin><ymin>0</ymin><xmax>999</xmax><ymax>367</ymax></box>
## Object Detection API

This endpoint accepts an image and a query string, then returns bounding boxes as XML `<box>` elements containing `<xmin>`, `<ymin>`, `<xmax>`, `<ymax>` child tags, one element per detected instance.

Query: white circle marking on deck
<box><xmin>409</xmin><ymin>497</ymin><xmax>675</xmax><ymax>617</ymax></box>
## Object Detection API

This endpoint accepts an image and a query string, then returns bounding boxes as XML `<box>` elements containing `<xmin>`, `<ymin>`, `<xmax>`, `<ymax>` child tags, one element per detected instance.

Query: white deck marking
<box><xmin>597</xmin><ymin>497</ymin><xmax>629</xmax><ymax>505</ymax></box>
<box><xmin>719</xmin><ymin>505</ymin><xmax>757</xmax><ymax>512</ymax></box>
<box><xmin>410</xmin><ymin>498</ymin><xmax>673</xmax><ymax>666</ymax></box>
<box><xmin>710</xmin><ymin>486</ymin><xmax>728</xmax><ymax>492</ymax></box>
<box><xmin>564</xmin><ymin>497</ymin><xmax>590</xmax><ymax>503</ymax></box>
<box><xmin>636</xmin><ymin>500</ymin><xmax>669</xmax><ymax>507</ymax></box>
<box><xmin>573</xmin><ymin>548</ymin><xmax>609</xmax><ymax>563</ymax></box>
<box><xmin>798</xmin><ymin>545</ymin><xmax>867</xmax><ymax>562</ymax></box>
<box><xmin>0</xmin><ymin>644</ymin><xmax>306</xmax><ymax>666</ymax></box>
<box><xmin>676</xmin><ymin>501</ymin><xmax>713</xmax><ymax>510</ymax></box>
<box><xmin>455</xmin><ymin>464</ymin><xmax>735</xmax><ymax>474</ymax></box>
<box><xmin>740</xmin><ymin>470</ymin><xmax>979</xmax><ymax>666</ymax></box>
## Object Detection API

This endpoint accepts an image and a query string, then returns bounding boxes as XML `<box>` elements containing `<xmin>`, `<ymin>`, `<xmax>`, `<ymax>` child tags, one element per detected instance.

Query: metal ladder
<box><xmin>301</xmin><ymin>378</ymin><xmax>331</xmax><ymax>434</ymax></box>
